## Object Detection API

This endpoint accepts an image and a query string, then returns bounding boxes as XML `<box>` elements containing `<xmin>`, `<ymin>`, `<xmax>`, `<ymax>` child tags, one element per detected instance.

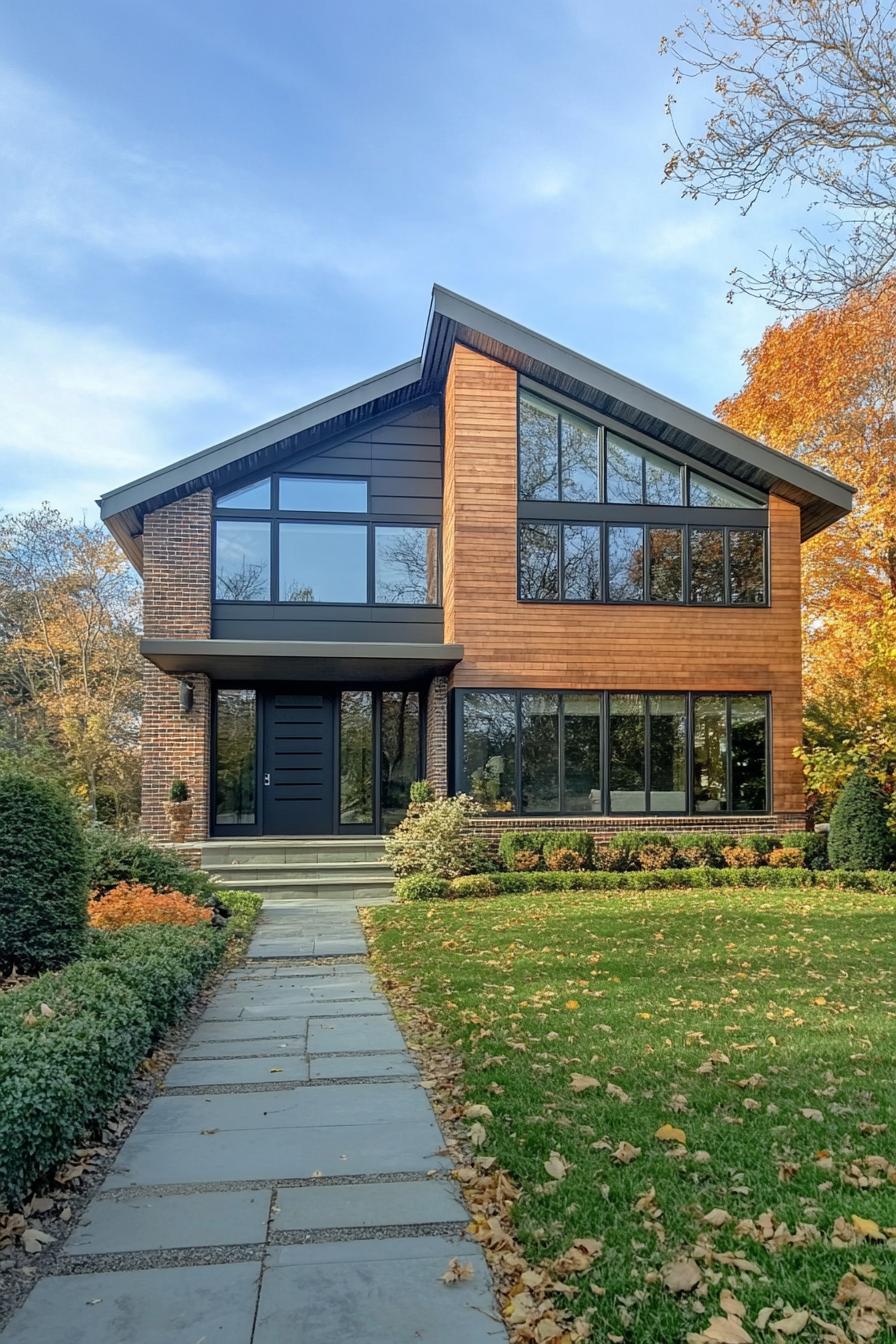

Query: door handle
<box><xmin>263</xmin><ymin>772</ymin><xmax>271</xmax><ymax>787</ymax></box>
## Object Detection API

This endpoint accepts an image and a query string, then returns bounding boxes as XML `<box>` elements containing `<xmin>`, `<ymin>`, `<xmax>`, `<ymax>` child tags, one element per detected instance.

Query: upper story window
<box><xmin>213</xmin><ymin>473</ymin><xmax>439</xmax><ymax>606</ymax></box>
<box><xmin>517</xmin><ymin>385</ymin><xmax>769</xmax><ymax>607</ymax></box>
<box><xmin>519</xmin><ymin>392</ymin><xmax>600</xmax><ymax>502</ymax></box>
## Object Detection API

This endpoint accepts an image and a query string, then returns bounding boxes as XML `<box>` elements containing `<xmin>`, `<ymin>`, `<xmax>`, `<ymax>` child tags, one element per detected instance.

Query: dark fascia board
<box><xmin>99</xmin><ymin>357</ymin><xmax>423</xmax><ymax>522</ymax></box>
<box><xmin>141</xmin><ymin>637</ymin><xmax>464</xmax><ymax>685</ymax></box>
<box><xmin>428</xmin><ymin>285</ymin><xmax>855</xmax><ymax>524</ymax></box>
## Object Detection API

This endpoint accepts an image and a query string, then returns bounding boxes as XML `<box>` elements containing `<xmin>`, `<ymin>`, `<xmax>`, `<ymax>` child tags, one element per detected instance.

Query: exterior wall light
<box><xmin>179</xmin><ymin>680</ymin><xmax>194</xmax><ymax>714</ymax></box>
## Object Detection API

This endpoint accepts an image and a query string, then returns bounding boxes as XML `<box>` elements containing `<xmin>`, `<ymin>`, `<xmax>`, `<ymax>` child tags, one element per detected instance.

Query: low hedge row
<box><xmin>495</xmin><ymin>827</ymin><xmax>830</xmax><ymax>872</ymax></box>
<box><xmin>0</xmin><ymin>921</ymin><xmax>231</xmax><ymax>1206</ymax></box>
<box><xmin>395</xmin><ymin>866</ymin><xmax>896</xmax><ymax>901</ymax></box>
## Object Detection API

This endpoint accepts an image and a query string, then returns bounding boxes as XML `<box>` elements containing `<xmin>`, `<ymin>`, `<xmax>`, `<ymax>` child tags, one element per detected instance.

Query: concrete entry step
<box><xmin>200</xmin><ymin>838</ymin><xmax>393</xmax><ymax>902</ymax></box>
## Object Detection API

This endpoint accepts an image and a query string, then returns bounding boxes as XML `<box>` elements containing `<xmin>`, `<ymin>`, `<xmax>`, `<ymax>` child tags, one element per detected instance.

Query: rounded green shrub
<box><xmin>542</xmin><ymin>830</ymin><xmax>594</xmax><ymax>867</ymax></box>
<box><xmin>84</xmin><ymin>827</ymin><xmax>219</xmax><ymax>904</ymax></box>
<box><xmin>742</xmin><ymin>834</ymin><xmax>780</xmax><ymax>861</ymax></box>
<box><xmin>448</xmin><ymin>874</ymin><xmax>498</xmax><ymax>899</ymax></box>
<box><xmin>394</xmin><ymin>874</ymin><xmax>450</xmax><ymax>901</ymax></box>
<box><xmin>498</xmin><ymin>830</ymin><xmax>550</xmax><ymax>870</ymax></box>
<box><xmin>828</xmin><ymin>770</ymin><xmax>894</xmax><ymax>871</ymax></box>
<box><xmin>783</xmin><ymin>830</ymin><xmax>829</xmax><ymax>870</ymax></box>
<box><xmin>0</xmin><ymin>770</ymin><xmax>88</xmax><ymax>974</ymax></box>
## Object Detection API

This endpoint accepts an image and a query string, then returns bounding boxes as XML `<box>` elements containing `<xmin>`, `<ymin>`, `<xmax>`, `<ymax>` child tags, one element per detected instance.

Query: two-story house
<box><xmin>100</xmin><ymin>287</ymin><xmax>853</xmax><ymax>860</ymax></box>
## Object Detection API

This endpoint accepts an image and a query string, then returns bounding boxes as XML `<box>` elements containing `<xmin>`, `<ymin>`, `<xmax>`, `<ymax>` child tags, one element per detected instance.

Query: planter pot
<box><xmin>164</xmin><ymin>800</ymin><xmax>193</xmax><ymax>843</ymax></box>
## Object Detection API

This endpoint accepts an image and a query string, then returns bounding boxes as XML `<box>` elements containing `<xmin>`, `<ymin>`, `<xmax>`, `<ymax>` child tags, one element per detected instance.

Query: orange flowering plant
<box><xmin>88</xmin><ymin>881</ymin><xmax>212</xmax><ymax>930</ymax></box>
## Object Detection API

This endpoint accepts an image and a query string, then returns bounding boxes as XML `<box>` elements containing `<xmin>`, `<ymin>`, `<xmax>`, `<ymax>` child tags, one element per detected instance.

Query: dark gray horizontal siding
<box><xmin>213</xmin><ymin>602</ymin><xmax>444</xmax><ymax>643</ymax></box>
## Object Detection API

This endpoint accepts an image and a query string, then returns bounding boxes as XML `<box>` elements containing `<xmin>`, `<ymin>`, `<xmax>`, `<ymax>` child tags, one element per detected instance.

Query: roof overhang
<box><xmin>101</xmin><ymin>285</ymin><xmax>855</xmax><ymax>565</ymax></box>
<box><xmin>140</xmin><ymin>638</ymin><xmax>463</xmax><ymax>684</ymax></box>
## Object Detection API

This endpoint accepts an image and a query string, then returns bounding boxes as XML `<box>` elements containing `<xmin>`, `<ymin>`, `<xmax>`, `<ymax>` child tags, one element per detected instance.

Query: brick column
<box><xmin>425</xmin><ymin>676</ymin><xmax>449</xmax><ymax>796</ymax></box>
<box><xmin>140</xmin><ymin>490</ymin><xmax>213</xmax><ymax>842</ymax></box>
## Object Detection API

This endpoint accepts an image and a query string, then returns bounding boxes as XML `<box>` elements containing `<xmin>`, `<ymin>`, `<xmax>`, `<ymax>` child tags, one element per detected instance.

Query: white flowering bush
<box><xmin>384</xmin><ymin>793</ymin><xmax>490</xmax><ymax>878</ymax></box>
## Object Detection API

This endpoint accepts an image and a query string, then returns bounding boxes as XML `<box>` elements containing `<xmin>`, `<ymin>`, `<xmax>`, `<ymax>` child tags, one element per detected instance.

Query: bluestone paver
<box><xmin>64</xmin><ymin>1189</ymin><xmax>270</xmax><ymax>1254</ymax></box>
<box><xmin>187</xmin><ymin>1016</ymin><xmax>309</xmax><ymax>1043</ymax></box>
<box><xmin>272</xmin><ymin>1179</ymin><xmax>465</xmax><ymax>1231</ymax></box>
<box><xmin>255</xmin><ymin>1237</ymin><xmax>499</xmax><ymax>1344</ymax></box>
<box><xmin>164</xmin><ymin>1054</ymin><xmax>309</xmax><ymax>1087</ymax></box>
<box><xmin>310</xmin><ymin>1050</ymin><xmax>418</xmax><ymax>1079</ymax></box>
<box><xmin>0</xmin><ymin>1262</ymin><xmax>261</xmax><ymax>1344</ymax></box>
<box><xmin>138</xmin><ymin>1082</ymin><xmax>435</xmax><ymax>1133</ymax></box>
<box><xmin>307</xmin><ymin>1013</ymin><xmax>405</xmax><ymax>1053</ymax></box>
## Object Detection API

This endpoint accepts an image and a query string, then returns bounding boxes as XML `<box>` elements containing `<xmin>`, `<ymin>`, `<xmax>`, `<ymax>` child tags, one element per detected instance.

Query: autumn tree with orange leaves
<box><xmin>718</xmin><ymin>281</ymin><xmax>896</xmax><ymax>811</ymax></box>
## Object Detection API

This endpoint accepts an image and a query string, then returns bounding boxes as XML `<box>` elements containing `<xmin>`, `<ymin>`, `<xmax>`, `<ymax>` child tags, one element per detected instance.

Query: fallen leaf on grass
<box><xmin>570</xmin><ymin>1073</ymin><xmax>599</xmax><ymax>1092</ymax></box>
<box><xmin>662</xmin><ymin>1258</ymin><xmax>702</xmax><ymax>1293</ymax></box>
<box><xmin>719</xmin><ymin>1290</ymin><xmax>745</xmax><ymax>1318</ymax></box>
<box><xmin>606</xmin><ymin>1082</ymin><xmax>631</xmax><ymax>1103</ymax></box>
<box><xmin>700</xmin><ymin>1315</ymin><xmax>753</xmax><ymax>1343</ymax></box>
<box><xmin>767</xmin><ymin>1310</ymin><xmax>809</xmax><ymax>1335</ymax></box>
<box><xmin>851</xmin><ymin>1215</ymin><xmax>885</xmax><ymax>1241</ymax></box>
<box><xmin>800</xmin><ymin>1108</ymin><xmax>824</xmax><ymax>1122</ymax></box>
<box><xmin>544</xmin><ymin>1150</ymin><xmax>569</xmax><ymax>1181</ymax></box>
<box><xmin>440</xmin><ymin>1257</ymin><xmax>474</xmax><ymax>1284</ymax></box>
<box><xmin>612</xmin><ymin>1140</ymin><xmax>641</xmax><ymax>1164</ymax></box>
<box><xmin>655</xmin><ymin>1123</ymin><xmax>686</xmax><ymax>1144</ymax></box>
<box><xmin>703</xmin><ymin>1208</ymin><xmax>732</xmax><ymax>1228</ymax></box>
<box><xmin>464</xmin><ymin>1103</ymin><xmax>493</xmax><ymax>1120</ymax></box>
<box><xmin>468</xmin><ymin>1121</ymin><xmax>487</xmax><ymax>1147</ymax></box>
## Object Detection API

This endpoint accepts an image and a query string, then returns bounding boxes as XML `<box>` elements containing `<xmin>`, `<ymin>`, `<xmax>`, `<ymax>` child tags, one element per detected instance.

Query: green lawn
<box><xmin>369</xmin><ymin>888</ymin><xmax>896</xmax><ymax>1343</ymax></box>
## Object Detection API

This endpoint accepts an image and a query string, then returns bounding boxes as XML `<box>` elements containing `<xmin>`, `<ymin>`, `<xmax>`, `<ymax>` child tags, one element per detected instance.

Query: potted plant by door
<box><xmin>165</xmin><ymin>778</ymin><xmax>193</xmax><ymax>842</ymax></box>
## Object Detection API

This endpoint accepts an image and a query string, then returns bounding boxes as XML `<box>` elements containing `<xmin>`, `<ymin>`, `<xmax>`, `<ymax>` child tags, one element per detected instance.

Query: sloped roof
<box><xmin>100</xmin><ymin>285</ymin><xmax>854</xmax><ymax>568</ymax></box>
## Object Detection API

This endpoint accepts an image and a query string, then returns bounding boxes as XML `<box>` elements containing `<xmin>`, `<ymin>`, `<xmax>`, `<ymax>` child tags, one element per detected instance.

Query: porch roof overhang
<box><xmin>140</xmin><ymin>638</ymin><xmax>464</xmax><ymax>685</ymax></box>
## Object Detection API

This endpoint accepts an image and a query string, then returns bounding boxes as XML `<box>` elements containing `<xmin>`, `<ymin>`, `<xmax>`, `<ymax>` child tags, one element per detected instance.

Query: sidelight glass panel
<box><xmin>644</xmin><ymin>448</ymin><xmax>683</xmax><ymax>505</ymax></box>
<box><xmin>728</xmin><ymin>529</ymin><xmax>766</xmax><ymax>604</ymax></box>
<box><xmin>648</xmin><ymin>527</ymin><xmax>683</xmax><ymax>602</ymax></box>
<box><xmin>216</xmin><ymin>478</ymin><xmax>271</xmax><ymax>510</ymax></box>
<box><xmin>606</xmin><ymin>433</ymin><xmax>644</xmax><ymax>504</ymax></box>
<box><xmin>693</xmin><ymin>695</ymin><xmax>728</xmax><ymax>813</ymax></box>
<box><xmin>279</xmin><ymin>522</ymin><xmax>367</xmax><ymax>602</ymax></box>
<box><xmin>340</xmin><ymin>691</ymin><xmax>373</xmax><ymax>825</ymax></box>
<box><xmin>689</xmin><ymin>527</ymin><xmax>725</xmax><ymax>604</ymax></box>
<box><xmin>380</xmin><ymin>691</ymin><xmax>420</xmax><ymax>831</ymax></box>
<box><xmin>461</xmin><ymin>692</ymin><xmax>516</xmax><ymax>810</ymax></box>
<box><xmin>215</xmin><ymin>690</ymin><xmax>256</xmax><ymax>825</ymax></box>
<box><xmin>279</xmin><ymin>476</ymin><xmax>368</xmax><ymax>512</ymax></box>
<box><xmin>375</xmin><ymin>526</ymin><xmax>439</xmax><ymax>604</ymax></box>
<box><xmin>560</xmin><ymin>415</ymin><xmax>600</xmax><ymax>502</ymax></box>
<box><xmin>563</xmin><ymin>694</ymin><xmax>601</xmax><ymax>813</ymax></box>
<box><xmin>215</xmin><ymin>520</ymin><xmax>271</xmax><ymax>600</ymax></box>
<box><xmin>689</xmin><ymin>471</ymin><xmax>758</xmax><ymax>508</ymax></box>
<box><xmin>562</xmin><ymin>524</ymin><xmax>601</xmax><ymax>600</ymax></box>
<box><xmin>731</xmin><ymin>695</ymin><xmax>768</xmax><ymax>811</ymax></box>
<box><xmin>519</xmin><ymin>522</ymin><xmax>560</xmax><ymax>599</ymax></box>
<box><xmin>607</xmin><ymin>525</ymin><xmax>644</xmax><ymax>601</ymax></box>
<box><xmin>649</xmin><ymin>694</ymin><xmax>687</xmax><ymax>812</ymax></box>
<box><xmin>519</xmin><ymin>394</ymin><xmax>559</xmax><ymax>500</ymax></box>
<box><xmin>521</xmin><ymin>694</ymin><xmax>560</xmax><ymax>813</ymax></box>
<box><xmin>609</xmin><ymin>693</ymin><xmax>646</xmax><ymax>812</ymax></box>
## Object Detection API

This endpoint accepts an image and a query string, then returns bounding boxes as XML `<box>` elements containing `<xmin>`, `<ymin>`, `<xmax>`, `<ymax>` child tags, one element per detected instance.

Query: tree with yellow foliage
<box><xmin>0</xmin><ymin>506</ymin><xmax>142</xmax><ymax>821</ymax></box>
<box><xmin>718</xmin><ymin>281</ymin><xmax>896</xmax><ymax>810</ymax></box>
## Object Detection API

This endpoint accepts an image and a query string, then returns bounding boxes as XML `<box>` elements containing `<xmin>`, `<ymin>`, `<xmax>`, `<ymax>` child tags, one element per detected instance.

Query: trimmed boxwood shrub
<box><xmin>0</xmin><ymin>922</ymin><xmax>227</xmax><ymax>1205</ymax></box>
<box><xmin>742</xmin><ymin>834</ymin><xmax>781</xmax><ymax>860</ymax></box>
<box><xmin>784</xmin><ymin>830</ymin><xmax>829</xmax><ymax>870</ymax></box>
<box><xmin>541</xmin><ymin>831</ymin><xmax>594</xmax><ymax>867</ymax></box>
<box><xmin>395</xmin><ymin>874</ymin><xmax>451</xmax><ymax>901</ymax></box>
<box><xmin>673</xmin><ymin>833</ymin><xmax>730</xmax><ymax>868</ymax></box>
<box><xmin>447</xmin><ymin>874</ymin><xmax>499</xmax><ymax>899</ymax></box>
<box><xmin>84</xmin><ymin>827</ymin><xmax>220</xmax><ymax>905</ymax></box>
<box><xmin>497</xmin><ymin>831</ymin><xmax>551</xmax><ymax>869</ymax></box>
<box><xmin>480</xmin><ymin>867</ymin><xmax>896</xmax><ymax>895</ymax></box>
<box><xmin>0</xmin><ymin>770</ymin><xmax>88</xmax><ymax>974</ymax></box>
<box><xmin>828</xmin><ymin>771</ymin><xmax>894</xmax><ymax>871</ymax></box>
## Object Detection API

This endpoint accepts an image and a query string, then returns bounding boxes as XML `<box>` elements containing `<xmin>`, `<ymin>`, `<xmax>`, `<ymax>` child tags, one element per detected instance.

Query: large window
<box><xmin>339</xmin><ymin>691</ymin><xmax>374</xmax><ymax>825</ymax></box>
<box><xmin>519</xmin><ymin>521</ymin><xmax>766</xmax><ymax>605</ymax></box>
<box><xmin>214</xmin><ymin>690</ymin><xmax>257</xmax><ymax>825</ymax></box>
<box><xmin>455</xmin><ymin>690</ymin><xmax>769</xmax><ymax>815</ymax></box>
<box><xmin>214</xmin><ymin>474</ymin><xmax>439</xmax><ymax>605</ymax></box>
<box><xmin>519</xmin><ymin>392</ymin><xmax>600</xmax><ymax>502</ymax></box>
<box><xmin>607</xmin><ymin>433</ymin><xmax>683</xmax><ymax>505</ymax></box>
<box><xmin>380</xmin><ymin>691</ymin><xmax>421</xmax><ymax>831</ymax></box>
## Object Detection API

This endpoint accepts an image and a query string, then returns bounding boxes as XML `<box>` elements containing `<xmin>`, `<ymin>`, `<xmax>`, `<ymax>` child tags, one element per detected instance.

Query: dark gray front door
<box><xmin>262</xmin><ymin>691</ymin><xmax>335</xmax><ymax>834</ymax></box>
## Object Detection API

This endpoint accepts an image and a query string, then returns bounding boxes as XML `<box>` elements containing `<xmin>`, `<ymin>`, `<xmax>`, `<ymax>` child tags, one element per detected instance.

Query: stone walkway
<box><xmin>1</xmin><ymin>899</ymin><xmax>505</xmax><ymax>1344</ymax></box>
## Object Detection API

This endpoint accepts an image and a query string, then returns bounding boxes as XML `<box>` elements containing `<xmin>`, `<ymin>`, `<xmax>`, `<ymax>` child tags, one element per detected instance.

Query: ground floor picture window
<box><xmin>339</xmin><ymin>691</ymin><xmax>374</xmax><ymax>825</ymax></box>
<box><xmin>214</xmin><ymin>689</ymin><xmax>257</xmax><ymax>824</ymax></box>
<box><xmin>454</xmin><ymin>689</ymin><xmax>769</xmax><ymax>816</ymax></box>
<box><xmin>380</xmin><ymin>690</ymin><xmax>421</xmax><ymax>830</ymax></box>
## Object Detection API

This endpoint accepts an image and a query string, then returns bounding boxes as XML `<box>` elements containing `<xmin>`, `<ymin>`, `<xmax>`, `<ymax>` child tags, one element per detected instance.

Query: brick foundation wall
<box><xmin>466</xmin><ymin>813</ymin><xmax>806</xmax><ymax>845</ymax></box>
<box><xmin>425</xmin><ymin>677</ymin><xmax>448</xmax><ymax>796</ymax></box>
<box><xmin>140</xmin><ymin>490</ymin><xmax>213</xmax><ymax>843</ymax></box>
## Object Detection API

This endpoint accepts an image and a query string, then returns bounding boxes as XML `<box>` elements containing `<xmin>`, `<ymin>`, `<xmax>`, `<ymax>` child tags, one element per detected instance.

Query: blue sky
<box><xmin>0</xmin><ymin>0</ymin><xmax>796</xmax><ymax>521</ymax></box>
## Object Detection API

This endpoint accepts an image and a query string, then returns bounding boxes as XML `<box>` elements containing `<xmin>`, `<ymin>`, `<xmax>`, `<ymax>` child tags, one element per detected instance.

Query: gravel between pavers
<box><xmin>88</xmin><ymin>1171</ymin><xmax>454</xmax><ymax>1201</ymax></box>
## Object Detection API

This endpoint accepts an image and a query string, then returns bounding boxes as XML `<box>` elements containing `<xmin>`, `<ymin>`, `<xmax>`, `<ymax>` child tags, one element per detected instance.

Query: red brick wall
<box><xmin>466</xmin><ymin>813</ymin><xmax>805</xmax><ymax>846</ymax></box>
<box><xmin>141</xmin><ymin>491</ymin><xmax>212</xmax><ymax>842</ymax></box>
<box><xmin>425</xmin><ymin>677</ymin><xmax>449</xmax><ymax>797</ymax></box>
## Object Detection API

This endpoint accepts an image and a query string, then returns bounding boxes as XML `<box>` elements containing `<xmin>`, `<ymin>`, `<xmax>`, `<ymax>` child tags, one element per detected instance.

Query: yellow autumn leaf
<box><xmin>851</xmin><ymin>1214</ymin><xmax>885</xmax><ymax>1241</ymax></box>
<box><xmin>655</xmin><ymin>1123</ymin><xmax>686</xmax><ymax>1144</ymax></box>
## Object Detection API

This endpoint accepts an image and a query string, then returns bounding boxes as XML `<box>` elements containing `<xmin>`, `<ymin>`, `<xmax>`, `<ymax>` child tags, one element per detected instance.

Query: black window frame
<box><xmin>518</xmin><ymin>390</ymin><xmax>602</xmax><ymax>504</ymax></box>
<box><xmin>517</xmin><ymin>520</ymin><xmax>768</xmax><ymax>607</ymax></box>
<box><xmin>452</xmin><ymin>688</ymin><xmax>771</xmax><ymax>817</ymax></box>
<box><xmin>212</xmin><ymin>472</ymin><xmax>441</xmax><ymax>608</ymax></box>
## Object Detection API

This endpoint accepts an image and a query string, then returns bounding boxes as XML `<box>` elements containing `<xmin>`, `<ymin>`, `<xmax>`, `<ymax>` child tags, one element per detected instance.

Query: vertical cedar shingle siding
<box><xmin>442</xmin><ymin>344</ymin><xmax>804</xmax><ymax>822</ymax></box>
<box><xmin>141</xmin><ymin>490</ymin><xmax>213</xmax><ymax>842</ymax></box>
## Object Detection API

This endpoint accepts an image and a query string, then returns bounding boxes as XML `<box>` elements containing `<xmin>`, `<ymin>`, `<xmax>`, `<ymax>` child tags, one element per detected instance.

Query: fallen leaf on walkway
<box><xmin>441</xmin><ymin>1257</ymin><xmax>474</xmax><ymax>1284</ymax></box>
<box><xmin>22</xmin><ymin>1227</ymin><xmax>54</xmax><ymax>1254</ymax></box>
